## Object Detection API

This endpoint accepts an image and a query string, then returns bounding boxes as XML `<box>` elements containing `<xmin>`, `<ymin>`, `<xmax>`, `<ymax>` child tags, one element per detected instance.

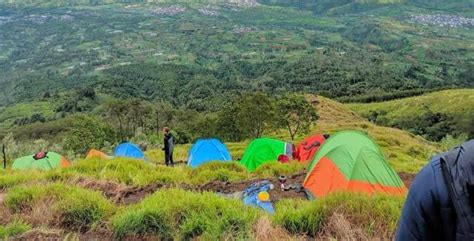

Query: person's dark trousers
<box><xmin>165</xmin><ymin>152</ymin><xmax>174</xmax><ymax>166</ymax></box>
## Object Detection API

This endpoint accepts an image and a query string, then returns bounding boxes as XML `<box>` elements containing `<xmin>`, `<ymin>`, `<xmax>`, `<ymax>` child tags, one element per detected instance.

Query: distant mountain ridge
<box><xmin>0</xmin><ymin>0</ymin><xmax>258</xmax><ymax>7</ymax></box>
<box><xmin>257</xmin><ymin>0</ymin><xmax>473</xmax><ymax>14</ymax></box>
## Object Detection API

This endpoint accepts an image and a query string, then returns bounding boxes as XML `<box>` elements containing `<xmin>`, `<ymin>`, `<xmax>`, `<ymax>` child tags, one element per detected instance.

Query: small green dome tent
<box><xmin>12</xmin><ymin>152</ymin><xmax>71</xmax><ymax>171</ymax></box>
<box><xmin>239</xmin><ymin>138</ymin><xmax>292</xmax><ymax>172</ymax></box>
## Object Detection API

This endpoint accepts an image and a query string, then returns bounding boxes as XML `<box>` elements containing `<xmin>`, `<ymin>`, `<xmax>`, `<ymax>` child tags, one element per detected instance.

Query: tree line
<box><xmin>63</xmin><ymin>92</ymin><xmax>318</xmax><ymax>154</ymax></box>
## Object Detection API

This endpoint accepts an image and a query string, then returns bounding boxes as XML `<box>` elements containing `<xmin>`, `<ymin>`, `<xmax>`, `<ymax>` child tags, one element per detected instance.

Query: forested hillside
<box><xmin>0</xmin><ymin>0</ymin><xmax>472</xmax><ymax>144</ymax></box>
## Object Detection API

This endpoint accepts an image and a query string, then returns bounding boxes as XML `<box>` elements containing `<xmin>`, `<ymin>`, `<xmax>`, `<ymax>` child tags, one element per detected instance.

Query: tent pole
<box><xmin>2</xmin><ymin>144</ymin><xmax>6</xmax><ymax>169</ymax></box>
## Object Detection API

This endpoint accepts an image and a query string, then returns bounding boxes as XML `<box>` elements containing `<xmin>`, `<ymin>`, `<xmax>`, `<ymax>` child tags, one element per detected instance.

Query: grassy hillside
<box><xmin>0</xmin><ymin>95</ymin><xmax>445</xmax><ymax>239</ymax></box>
<box><xmin>143</xmin><ymin>95</ymin><xmax>440</xmax><ymax>173</ymax></box>
<box><xmin>349</xmin><ymin>89</ymin><xmax>474</xmax><ymax>141</ymax></box>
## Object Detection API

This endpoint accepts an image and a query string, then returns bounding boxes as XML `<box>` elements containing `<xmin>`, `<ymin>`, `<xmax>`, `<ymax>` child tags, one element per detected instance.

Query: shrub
<box><xmin>5</xmin><ymin>184</ymin><xmax>115</xmax><ymax>231</ymax></box>
<box><xmin>273</xmin><ymin>193</ymin><xmax>404</xmax><ymax>238</ymax></box>
<box><xmin>112</xmin><ymin>189</ymin><xmax>259</xmax><ymax>239</ymax></box>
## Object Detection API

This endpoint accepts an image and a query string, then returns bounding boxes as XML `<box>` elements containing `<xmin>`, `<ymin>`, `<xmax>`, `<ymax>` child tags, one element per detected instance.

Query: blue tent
<box><xmin>114</xmin><ymin>142</ymin><xmax>146</xmax><ymax>160</ymax></box>
<box><xmin>187</xmin><ymin>139</ymin><xmax>232</xmax><ymax>168</ymax></box>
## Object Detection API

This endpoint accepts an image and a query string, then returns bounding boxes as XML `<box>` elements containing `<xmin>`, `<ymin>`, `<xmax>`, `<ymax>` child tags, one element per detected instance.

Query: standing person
<box><xmin>396</xmin><ymin>140</ymin><xmax>474</xmax><ymax>241</ymax></box>
<box><xmin>162</xmin><ymin>127</ymin><xmax>174</xmax><ymax>166</ymax></box>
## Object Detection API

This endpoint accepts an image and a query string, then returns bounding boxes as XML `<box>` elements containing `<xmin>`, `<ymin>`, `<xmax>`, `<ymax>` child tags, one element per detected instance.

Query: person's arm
<box><xmin>396</xmin><ymin>164</ymin><xmax>439</xmax><ymax>241</ymax></box>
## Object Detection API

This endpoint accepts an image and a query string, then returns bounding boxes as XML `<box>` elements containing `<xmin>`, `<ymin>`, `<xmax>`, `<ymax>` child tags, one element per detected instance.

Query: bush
<box><xmin>273</xmin><ymin>193</ymin><xmax>404</xmax><ymax>238</ymax></box>
<box><xmin>112</xmin><ymin>189</ymin><xmax>259</xmax><ymax>239</ymax></box>
<box><xmin>5</xmin><ymin>184</ymin><xmax>115</xmax><ymax>231</ymax></box>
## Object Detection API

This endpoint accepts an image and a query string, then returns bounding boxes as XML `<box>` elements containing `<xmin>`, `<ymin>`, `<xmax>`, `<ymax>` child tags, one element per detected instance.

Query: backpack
<box><xmin>440</xmin><ymin>140</ymin><xmax>474</xmax><ymax>240</ymax></box>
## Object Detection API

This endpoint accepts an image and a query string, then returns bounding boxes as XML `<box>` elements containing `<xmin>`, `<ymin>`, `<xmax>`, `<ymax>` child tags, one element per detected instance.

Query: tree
<box><xmin>276</xmin><ymin>94</ymin><xmax>319</xmax><ymax>140</ymax></box>
<box><xmin>154</xmin><ymin>101</ymin><xmax>174</xmax><ymax>134</ymax></box>
<box><xmin>235</xmin><ymin>92</ymin><xmax>276</xmax><ymax>138</ymax></box>
<box><xmin>105</xmin><ymin>100</ymin><xmax>131</xmax><ymax>139</ymax></box>
<box><xmin>64</xmin><ymin>115</ymin><xmax>116</xmax><ymax>154</ymax></box>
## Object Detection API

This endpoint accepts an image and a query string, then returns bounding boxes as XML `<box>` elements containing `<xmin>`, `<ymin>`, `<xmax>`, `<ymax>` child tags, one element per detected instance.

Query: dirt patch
<box><xmin>398</xmin><ymin>172</ymin><xmax>416</xmax><ymax>189</ymax></box>
<box><xmin>198</xmin><ymin>171</ymin><xmax>308</xmax><ymax>202</ymax></box>
<box><xmin>0</xmin><ymin>204</ymin><xmax>12</xmax><ymax>226</ymax></box>
<box><xmin>73</xmin><ymin>172</ymin><xmax>307</xmax><ymax>205</ymax></box>
<box><xmin>72</xmin><ymin>177</ymin><xmax>169</xmax><ymax>205</ymax></box>
<box><xmin>0</xmin><ymin>193</ymin><xmax>5</xmax><ymax>204</ymax></box>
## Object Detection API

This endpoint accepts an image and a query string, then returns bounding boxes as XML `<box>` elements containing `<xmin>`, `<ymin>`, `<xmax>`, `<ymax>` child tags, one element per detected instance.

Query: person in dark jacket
<box><xmin>396</xmin><ymin>140</ymin><xmax>474</xmax><ymax>241</ymax></box>
<box><xmin>162</xmin><ymin>127</ymin><xmax>174</xmax><ymax>166</ymax></box>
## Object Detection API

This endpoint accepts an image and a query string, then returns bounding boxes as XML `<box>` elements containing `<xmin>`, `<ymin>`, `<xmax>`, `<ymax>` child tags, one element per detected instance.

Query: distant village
<box><xmin>410</xmin><ymin>14</ymin><xmax>474</xmax><ymax>28</ymax></box>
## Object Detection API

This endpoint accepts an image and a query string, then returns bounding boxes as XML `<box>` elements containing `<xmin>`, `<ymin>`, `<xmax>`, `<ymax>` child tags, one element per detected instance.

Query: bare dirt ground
<box><xmin>198</xmin><ymin>171</ymin><xmax>308</xmax><ymax>201</ymax></box>
<box><xmin>73</xmin><ymin>170</ymin><xmax>414</xmax><ymax>205</ymax></box>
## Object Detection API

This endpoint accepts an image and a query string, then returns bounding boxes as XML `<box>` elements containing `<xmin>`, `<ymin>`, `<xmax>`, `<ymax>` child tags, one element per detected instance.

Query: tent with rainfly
<box><xmin>303</xmin><ymin>131</ymin><xmax>406</xmax><ymax>198</ymax></box>
<box><xmin>240</xmin><ymin>138</ymin><xmax>293</xmax><ymax>172</ymax></box>
<box><xmin>86</xmin><ymin>149</ymin><xmax>112</xmax><ymax>160</ymax></box>
<box><xmin>187</xmin><ymin>138</ymin><xmax>232</xmax><ymax>168</ymax></box>
<box><xmin>12</xmin><ymin>152</ymin><xmax>71</xmax><ymax>171</ymax></box>
<box><xmin>114</xmin><ymin>142</ymin><xmax>146</xmax><ymax>160</ymax></box>
<box><xmin>294</xmin><ymin>134</ymin><xmax>327</xmax><ymax>163</ymax></box>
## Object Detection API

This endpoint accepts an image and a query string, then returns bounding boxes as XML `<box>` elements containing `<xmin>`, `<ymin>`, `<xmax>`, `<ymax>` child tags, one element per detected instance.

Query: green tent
<box><xmin>12</xmin><ymin>152</ymin><xmax>70</xmax><ymax>171</ymax></box>
<box><xmin>303</xmin><ymin>131</ymin><xmax>406</xmax><ymax>197</ymax></box>
<box><xmin>240</xmin><ymin>138</ymin><xmax>291</xmax><ymax>172</ymax></box>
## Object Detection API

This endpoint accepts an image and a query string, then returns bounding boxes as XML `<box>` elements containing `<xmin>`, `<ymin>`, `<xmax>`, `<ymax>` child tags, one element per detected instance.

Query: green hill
<box><xmin>349</xmin><ymin>89</ymin><xmax>474</xmax><ymax>141</ymax></box>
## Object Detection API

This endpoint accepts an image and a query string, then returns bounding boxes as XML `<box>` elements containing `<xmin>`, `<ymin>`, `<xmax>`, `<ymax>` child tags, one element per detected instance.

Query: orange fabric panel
<box><xmin>304</xmin><ymin>157</ymin><xmax>407</xmax><ymax>197</ymax></box>
<box><xmin>86</xmin><ymin>149</ymin><xmax>110</xmax><ymax>160</ymax></box>
<box><xmin>347</xmin><ymin>180</ymin><xmax>407</xmax><ymax>196</ymax></box>
<box><xmin>60</xmin><ymin>157</ymin><xmax>71</xmax><ymax>168</ymax></box>
<box><xmin>303</xmin><ymin>157</ymin><xmax>348</xmax><ymax>197</ymax></box>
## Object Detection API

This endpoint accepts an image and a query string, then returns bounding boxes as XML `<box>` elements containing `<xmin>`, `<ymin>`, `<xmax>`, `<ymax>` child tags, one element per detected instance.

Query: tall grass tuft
<box><xmin>5</xmin><ymin>183</ymin><xmax>115</xmax><ymax>231</ymax></box>
<box><xmin>0</xmin><ymin>220</ymin><xmax>31</xmax><ymax>239</ymax></box>
<box><xmin>112</xmin><ymin>189</ymin><xmax>259</xmax><ymax>239</ymax></box>
<box><xmin>254</xmin><ymin>161</ymin><xmax>306</xmax><ymax>178</ymax></box>
<box><xmin>273</xmin><ymin>192</ymin><xmax>404</xmax><ymax>238</ymax></box>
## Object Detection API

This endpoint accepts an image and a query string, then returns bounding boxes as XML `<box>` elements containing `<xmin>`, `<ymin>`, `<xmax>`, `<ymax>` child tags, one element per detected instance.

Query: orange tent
<box><xmin>294</xmin><ymin>134</ymin><xmax>327</xmax><ymax>162</ymax></box>
<box><xmin>85</xmin><ymin>149</ymin><xmax>111</xmax><ymax>160</ymax></box>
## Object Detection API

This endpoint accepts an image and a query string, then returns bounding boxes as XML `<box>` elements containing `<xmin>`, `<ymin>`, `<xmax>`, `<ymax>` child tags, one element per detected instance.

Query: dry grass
<box><xmin>252</xmin><ymin>217</ymin><xmax>296</xmax><ymax>241</ymax></box>
<box><xmin>317</xmin><ymin>212</ymin><xmax>369</xmax><ymax>241</ymax></box>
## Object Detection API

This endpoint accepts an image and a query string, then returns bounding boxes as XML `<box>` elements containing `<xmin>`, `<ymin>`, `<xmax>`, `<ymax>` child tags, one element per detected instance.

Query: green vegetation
<box><xmin>0</xmin><ymin>1</ymin><xmax>472</xmax><ymax>122</ymax></box>
<box><xmin>0</xmin><ymin>0</ymin><xmax>471</xmax><ymax>239</ymax></box>
<box><xmin>0</xmin><ymin>220</ymin><xmax>31</xmax><ymax>239</ymax></box>
<box><xmin>5</xmin><ymin>183</ymin><xmax>115</xmax><ymax>231</ymax></box>
<box><xmin>349</xmin><ymin>89</ymin><xmax>474</xmax><ymax>141</ymax></box>
<box><xmin>274</xmin><ymin>192</ymin><xmax>404</xmax><ymax>238</ymax></box>
<box><xmin>112</xmin><ymin>189</ymin><xmax>258</xmax><ymax>239</ymax></box>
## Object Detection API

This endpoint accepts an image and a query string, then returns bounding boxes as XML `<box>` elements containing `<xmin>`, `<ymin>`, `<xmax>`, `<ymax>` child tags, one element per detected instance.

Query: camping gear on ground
<box><xmin>85</xmin><ymin>149</ymin><xmax>112</xmax><ymax>160</ymax></box>
<box><xmin>114</xmin><ymin>142</ymin><xmax>146</xmax><ymax>160</ymax></box>
<box><xmin>278</xmin><ymin>154</ymin><xmax>289</xmax><ymax>163</ymax></box>
<box><xmin>12</xmin><ymin>151</ymin><xmax>70</xmax><ymax>171</ymax></box>
<box><xmin>294</xmin><ymin>134</ymin><xmax>327</xmax><ymax>162</ymax></box>
<box><xmin>257</xmin><ymin>191</ymin><xmax>270</xmax><ymax>202</ymax></box>
<box><xmin>303</xmin><ymin>130</ymin><xmax>406</xmax><ymax>198</ymax></box>
<box><xmin>243</xmin><ymin>180</ymin><xmax>275</xmax><ymax>214</ymax></box>
<box><xmin>240</xmin><ymin>138</ymin><xmax>293</xmax><ymax>172</ymax></box>
<box><xmin>187</xmin><ymin>139</ymin><xmax>232</xmax><ymax>168</ymax></box>
<box><xmin>278</xmin><ymin>175</ymin><xmax>287</xmax><ymax>191</ymax></box>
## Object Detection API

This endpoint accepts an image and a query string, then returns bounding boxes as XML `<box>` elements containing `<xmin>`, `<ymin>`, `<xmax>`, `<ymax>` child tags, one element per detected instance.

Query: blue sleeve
<box><xmin>396</xmin><ymin>164</ymin><xmax>439</xmax><ymax>241</ymax></box>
